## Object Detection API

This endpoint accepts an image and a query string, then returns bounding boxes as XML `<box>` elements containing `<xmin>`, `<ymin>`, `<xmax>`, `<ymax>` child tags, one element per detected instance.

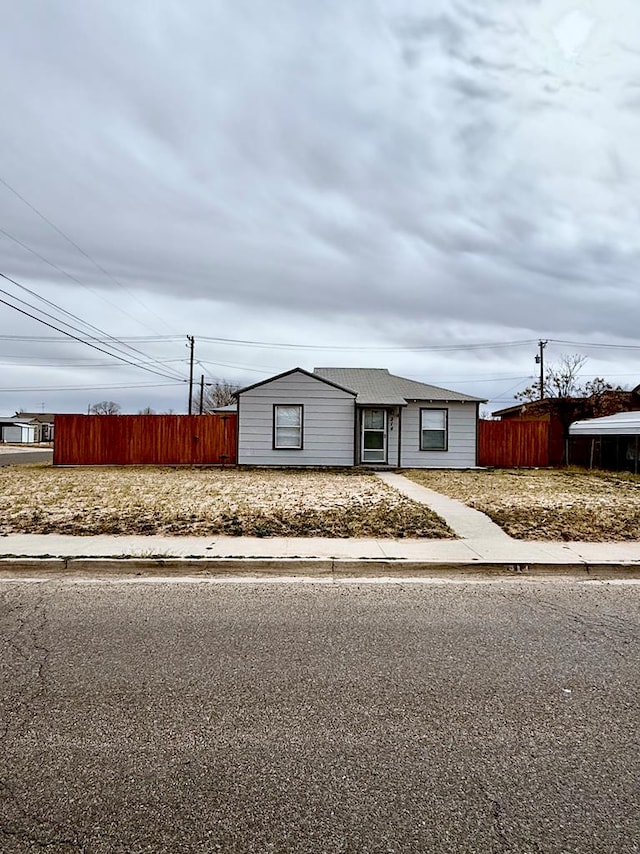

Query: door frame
<box><xmin>360</xmin><ymin>407</ymin><xmax>388</xmax><ymax>464</ymax></box>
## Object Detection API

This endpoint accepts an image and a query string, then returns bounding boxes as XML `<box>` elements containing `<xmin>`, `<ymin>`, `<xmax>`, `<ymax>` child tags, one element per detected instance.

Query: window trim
<box><xmin>419</xmin><ymin>407</ymin><xmax>448</xmax><ymax>452</ymax></box>
<box><xmin>272</xmin><ymin>404</ymin><xmax>304</xmax><ymax>450</ymax></box>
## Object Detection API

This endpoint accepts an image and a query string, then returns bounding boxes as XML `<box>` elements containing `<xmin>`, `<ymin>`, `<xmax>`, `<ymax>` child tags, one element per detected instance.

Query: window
<box><xmin>420</xmin><ymin>408</ymin><xmax>447</xmax><ymax>451</ymax></box>
<box><xmin>274</xmin><ymin>405</ymin><xmax>303</xmax><ymax>449</ymax></box>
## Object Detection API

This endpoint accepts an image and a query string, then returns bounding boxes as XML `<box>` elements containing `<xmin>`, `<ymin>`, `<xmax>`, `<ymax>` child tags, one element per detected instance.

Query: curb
<box><xmin>0</xmin><ymin>556</ymin><xmax>639</xmax><ymax>579</ymax></box>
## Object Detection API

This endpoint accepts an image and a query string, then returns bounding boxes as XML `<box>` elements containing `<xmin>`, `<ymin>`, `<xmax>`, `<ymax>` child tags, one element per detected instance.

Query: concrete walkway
<box><xmin>0</xmin><ymin>471</ymin><xmax>639</xmax><ymax>575</ymax></box>
<box><xmin>376</xmin><ymin>471</ymin><xmax>512</xmax><ymax>540</ymax></box>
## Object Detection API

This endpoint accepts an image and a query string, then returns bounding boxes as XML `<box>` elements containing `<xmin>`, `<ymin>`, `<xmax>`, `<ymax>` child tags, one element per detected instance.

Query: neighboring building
<box><xmin>569</xmin><ymin>411</ymin><xmax>640</xmax><ymax>474</ymax></box>
<box><xmin>492</xmin><ymin>385</ymin><xmax>640</xmax><ymax>465</ymax></box>
<box><xmin>14</xmin><ymin>411</ymin><xmax>56</xmax><ymax>442</ymax></box>
<box><xmin>0</xmin><ymin>418</ymin><xmax>37</xmax><ymax>444</ymax></box>
<box><xmin>236</xmin><ymin>367</ymin><xmax>485</xmax><ymax>468</ymax></box>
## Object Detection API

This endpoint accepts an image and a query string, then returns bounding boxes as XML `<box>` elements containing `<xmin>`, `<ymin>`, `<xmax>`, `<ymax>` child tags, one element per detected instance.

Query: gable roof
<box><xmin>236</xmin><ymin>367</ymin><xmax>356</xmax><ymax>397</ymax></box>
<box><xmin>313</xmin><ymin>368</ymin><xmax>485</xmax><ymax>406</ymax></box>
<box><xmin>14</xmin><ymin>412</ymin><xmax>56</xmax><ymax>423</ymax></box>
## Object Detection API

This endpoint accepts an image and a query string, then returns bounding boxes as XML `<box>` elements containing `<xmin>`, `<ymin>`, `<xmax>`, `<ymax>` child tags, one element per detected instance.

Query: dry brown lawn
<box><xmin>0</xmin><ymin>466</ymin><xmax>453</xmax><ymax>538</ymax></box>
<box><xmin>404</xmin><ymin>468</ymin><xmax>640</xmax><ymax>541</ymax></box>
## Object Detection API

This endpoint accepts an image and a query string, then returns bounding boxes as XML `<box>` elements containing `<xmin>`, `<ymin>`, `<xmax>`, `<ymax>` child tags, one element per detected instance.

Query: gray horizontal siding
<box><xmin>238</xmin><ymin>370</ymin><xmax>355</xmax><ymax>466</ymax></box>
<box><xmin>400</xmin><ymin>403</ymin><xmax>478</xmax><ymax>468</ymax></box>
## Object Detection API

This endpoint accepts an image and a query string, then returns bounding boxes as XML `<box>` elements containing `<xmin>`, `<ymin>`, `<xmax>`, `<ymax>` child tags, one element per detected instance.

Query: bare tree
<box><xmin>513</xmin><ymin>355</ymin><xmax>626</xmax><ymax>464</ymax></box>
<box><xmin>137</xmin><ymin>406</ymin><xmax>156</xmax><ymax>415</ymax></box>
<box><xmin>515</xmin><ymin>355</ymin><xmax>623</xmax><ymax>403</ymax></box>
<box><xmin>515</xmin><ymin>355</ymin><xmax>588</xmax><ymax>402</ymax></box>
<box><xmin>202</xmin><ymin>380</ymin><xmax>239</xmax><ymax>412</ymax></box>
<box><xmin>89</xmin><ymin>400</ymin><xmax>121</xmax><ymax>415</ymax></box>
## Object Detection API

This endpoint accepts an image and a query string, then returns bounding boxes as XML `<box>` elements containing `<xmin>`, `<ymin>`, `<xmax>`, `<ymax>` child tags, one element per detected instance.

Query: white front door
<box><xmin>361</xmin><ymin>409</ymin><xmax>387</xmax><ymax>463</ymax></box>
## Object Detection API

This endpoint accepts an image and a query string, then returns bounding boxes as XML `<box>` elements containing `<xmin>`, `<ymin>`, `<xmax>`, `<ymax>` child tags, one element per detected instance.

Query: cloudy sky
<box><xmin>1</xmin><ymin>0</ymin><xmax>639</xmax><ymax>415</ymax></box>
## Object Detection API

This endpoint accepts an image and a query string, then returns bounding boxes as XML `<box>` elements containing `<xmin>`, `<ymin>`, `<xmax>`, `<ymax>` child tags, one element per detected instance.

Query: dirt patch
<box><xmin>0</xmin><ymin>467</ymin><xmax>453</xmax><ymax>538</ymax></box>
<box><xmin>404</xmin><ymin>468</ymin><xmax>640</xmax><ymax>541</ymax></box>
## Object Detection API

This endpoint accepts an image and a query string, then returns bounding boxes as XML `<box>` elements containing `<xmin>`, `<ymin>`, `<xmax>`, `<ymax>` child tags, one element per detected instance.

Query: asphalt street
<box><xmin>0</xmin><ymin>450</ymin><xmax>53</xmax><ymax>466</ymax></box>
<box><xmin>1</xmin><ymin>578</ymin><xmax>640</xmax><ymax>853</ymax></box>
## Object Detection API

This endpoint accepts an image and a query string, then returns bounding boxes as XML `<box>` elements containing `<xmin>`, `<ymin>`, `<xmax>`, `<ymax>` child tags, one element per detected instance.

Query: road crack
<box><xmin>0</xmin><ymin>586</ymin><xmax>85</xmax><ymax>852</ymax></box>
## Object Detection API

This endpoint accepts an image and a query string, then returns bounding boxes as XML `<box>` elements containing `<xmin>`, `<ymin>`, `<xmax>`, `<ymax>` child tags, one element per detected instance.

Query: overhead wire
<box><xmin>0</xmin><ymin>174</ymin><xmax>176</xmax><ymax>335</ymax></box>
<box><xmin>0</xmin><ymin>231</ymin><xmax>186</xmax><ymax>378</ymax></box>
<box><xmin>0</xmin><ymin>332</ymin><xmax>639</xmax><ymax>353</ymax></box>
<box><xmin>549</xmin><ymin>338</ymin><xmax>640</xmax><ymax>351</ymax></box>
<box><xmin>0</xmin><ymin>272</ymin><xmax>186</xmax><ymax>382</ymax></box>
<box><xmin>0</xmin><ymin>280</ymin><xmax>187</xmax><ymax>382</ymax></box>
<box><xmin>0</xmin><ymin>381</ymin><xmax>183</xmax><ymax>392</ymax></box>
<box><xmin>195</xmin><ymin>336</ymin><xmax>541</xmax><ymax>352</ymax></box>
<box><xmin>0</xmin><ymin>356</ymin><xmax>186</xmax><ymax>368</ymax></box>
<box><xmin>0</xmin><ymin>334</ymin><xmax>181</xmax><ymax>342</ymax></box>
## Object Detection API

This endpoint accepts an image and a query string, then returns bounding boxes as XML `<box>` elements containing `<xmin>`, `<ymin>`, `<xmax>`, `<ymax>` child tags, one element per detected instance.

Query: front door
<box><xmin>361</xmin><ymin>408</ymin><xmax>387</xmax><ymax>463</ymax></box>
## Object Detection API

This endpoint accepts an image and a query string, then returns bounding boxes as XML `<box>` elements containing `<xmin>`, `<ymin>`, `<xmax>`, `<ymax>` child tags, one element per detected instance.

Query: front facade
<box><xmin>236</xmin><ymin>368</ymin><xmax>484</xmax><ymax>468</ymax></box>
<box><xmin>237</xmin><ymin>369</ymin><xmax>356</xmax><ymax>466</ymax></box>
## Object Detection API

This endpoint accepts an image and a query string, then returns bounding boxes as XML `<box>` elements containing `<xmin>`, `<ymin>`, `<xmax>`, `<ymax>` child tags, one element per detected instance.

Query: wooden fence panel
<box><xmin>53</xmin><ymin>414</ymin><xmax>237</xmax><ymax>466</ymax></box>
<box><xmin>478</xmin><ymin>420</ymin><xmax>549</xmax><ymax>468</ymax></box>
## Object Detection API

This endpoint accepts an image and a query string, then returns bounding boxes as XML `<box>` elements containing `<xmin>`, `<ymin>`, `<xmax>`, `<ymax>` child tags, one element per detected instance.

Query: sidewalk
<box><xmin>0</xmin><ymin>472</ymin><xmax>638</xmax><ymax>577</ymax></box>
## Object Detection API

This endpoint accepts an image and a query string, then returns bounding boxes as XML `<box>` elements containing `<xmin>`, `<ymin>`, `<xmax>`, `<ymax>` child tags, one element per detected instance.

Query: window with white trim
<box><xmin>420</xmin><ymin>408</ymin><xmax>448</xmax><ymax>451</ymax></box>
<box><xmin>274</xmin><ymin>405</ymin><xmax>303</xmax><ymax>449</ymax></box>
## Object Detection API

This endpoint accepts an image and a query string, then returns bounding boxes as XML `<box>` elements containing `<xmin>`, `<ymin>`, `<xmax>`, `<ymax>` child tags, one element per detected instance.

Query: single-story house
<box><xmin>14</xmin><ymin>411</ymin><xmax>56</xmax><ymax>442</ymax></box>
<box><xmin>0</xmin><ymin>418</ymin><xmax>38</xmax><ymax>444</ymax></box>
<box><xmin>569</xmin><ymin>410</ymin><xmax>640</xmax><ymax>473</ymax></box>
<box><xmin>235</xmin><ymin>367</ymin><xmax>485</xmax><ymax>468</ymax></box>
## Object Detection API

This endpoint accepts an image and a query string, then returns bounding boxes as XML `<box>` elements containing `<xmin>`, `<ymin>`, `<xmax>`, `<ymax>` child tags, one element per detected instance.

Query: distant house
<box><xmin>236</xmin><ymin>367</ymin><xmax>485</xmax><ymax>468</ymax></box>
<box><xmin>14</xmin><ymin>411</ymin><xmax>56</xmax><ymax>442</ymax></box>
<box><xmin>492</xmin><ymin>385</ymin><xmax>640</xmax><ymax>465</ymax></box>
<box><xmin>0</xmin><ymin>418</ymin><xmax>37</xmax><ymax>444</ymax></box>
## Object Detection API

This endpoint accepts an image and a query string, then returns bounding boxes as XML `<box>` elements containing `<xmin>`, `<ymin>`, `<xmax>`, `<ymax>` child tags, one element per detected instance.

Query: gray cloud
<box><xmin>1</xmin><ymin>0</ymin><xmax>639</xmax><ymax>413</ymax></box>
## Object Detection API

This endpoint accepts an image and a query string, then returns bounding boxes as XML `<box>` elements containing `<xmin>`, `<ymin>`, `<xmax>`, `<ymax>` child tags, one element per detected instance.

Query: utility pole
<box><xmin>535</xmin><ymin>340</ymin><xmax>547</xmax><ymax>400</ymax></box>
<box><xmin>199</xmin><ymin>374</ymin><xmax>205</xmax><ymax>415</ymax></box>
<box><xmin>187</xmin><ymin>335</ymin><xmax>195</xmax><ymax>414</ymax></box>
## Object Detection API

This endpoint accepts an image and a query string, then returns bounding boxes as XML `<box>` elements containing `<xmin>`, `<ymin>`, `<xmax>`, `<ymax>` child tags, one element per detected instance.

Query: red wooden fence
<box><xmin>53</xmin><ymin>414</ymin><xmax>237</xmax><ymax>466</ymax></box>
<box><xmin>478</xmin><ymin>420</ymin><xmax>549</xmax><ymax>468</ymax></box>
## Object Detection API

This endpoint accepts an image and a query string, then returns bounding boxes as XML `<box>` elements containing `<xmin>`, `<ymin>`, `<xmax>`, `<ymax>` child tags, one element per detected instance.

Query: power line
<box><xmin>0</xmin><ymin>174</ymin><xmax>176</xmax><ymax>335</ymax></box>
<box><xmin>0</xmin><ymin>357</ymin><xmax>187</xmax><ymax>368</ymax></box>
<box><xmin>0</xmin><ymin>224</ymin><xmax>185</xmax><ymax>374</ymax></box>
<box><xmin>0</xmin><ymin>275</ymin><xmax>187</xmax><ymax>383</ymax></box>
<box><xmin>196</xmin><ymin>358</ymin><xmax>275</xmax><ymax>375</ymax></box>
<box><xmin>0</xmin><ymin>334</ymin><xmax>181</xmax><ymax>342</ymax></box>
<box><xmin>0</xmin><ymin>267</ymin><xmax>186</xmax><ymax>381</ymax></box>
<box><xmin>196</xmin><ymin>336</ymin><xmax>541</xmax><ymax>352</ymax></box>
<box><xmin>0</xmin><ymin>381</ymin><xmax>183</xmax><ymax>392</ymax></box>
<box><xmin>1</xmin><ymin>331</ymin><xmax>640</xmax><ymax>353</ymax></box>
<box><xmin>0</xmin><ymin>272</ymin><xmax>186</xmax><ymax>382</ymax></box>
<box><xmin>0</xmin><ymin>225</ymin><xmax>148</xmax><ymax>332</ymax></box>
<box><xmin>549</xmin><ymin>338</ymin><xmax>640</xmax><ymax>351</ymax></box>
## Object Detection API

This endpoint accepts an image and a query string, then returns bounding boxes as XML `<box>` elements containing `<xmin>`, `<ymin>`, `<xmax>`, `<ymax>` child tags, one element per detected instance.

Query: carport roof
<box><xmin>569</xmin><ymin>411</ymin><xmax>640</xmax><ymax>436</ymax></box>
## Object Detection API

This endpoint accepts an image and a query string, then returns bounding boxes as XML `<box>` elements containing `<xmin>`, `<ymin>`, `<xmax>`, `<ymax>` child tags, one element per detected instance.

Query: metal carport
<box><xmin>569</xmin><ymin>411</ymin><xmax>640</xmax><ymax>474</ymax></box>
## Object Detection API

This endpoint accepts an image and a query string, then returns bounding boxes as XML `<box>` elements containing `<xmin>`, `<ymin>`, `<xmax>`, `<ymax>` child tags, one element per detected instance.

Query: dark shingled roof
<box><xmin>313</xmin><ymin>368</ymin><xmax>485</xmax><ymax>406</ymax></box>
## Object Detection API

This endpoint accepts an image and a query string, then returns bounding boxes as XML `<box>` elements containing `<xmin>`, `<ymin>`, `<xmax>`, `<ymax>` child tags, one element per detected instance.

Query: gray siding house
<box><xmin>236</xmin><ymin>367</ymin><xmax>484</xmax><ymax>468</ymax></box>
